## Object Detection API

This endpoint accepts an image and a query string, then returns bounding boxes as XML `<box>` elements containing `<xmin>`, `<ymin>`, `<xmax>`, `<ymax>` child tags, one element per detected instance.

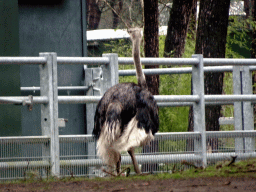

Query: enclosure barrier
<box><xmin>0</xmin><ymin>53</ymin><xmax>256</xmax><ymax>180</ymax></box>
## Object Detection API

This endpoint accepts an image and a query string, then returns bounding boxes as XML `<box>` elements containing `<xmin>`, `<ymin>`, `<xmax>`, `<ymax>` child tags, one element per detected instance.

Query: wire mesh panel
<box><xmin>206</xmin><ymin>131</ymin><xmax>256</xmax><ymax>166</ymax></box>
<box><xmin>59</xmin><ymin>135</ymin><xmax>105</xmax><ymax>178</ymax></box>
<box><xmin>59</xmin><ymin>133</ymin><xmax>202</xmax><ymax>177</ymax></box>
<box><xmin>134</xmin><ymin>132</ymin><xmax>202</xmax><ymax>173</ymax></box>
<box><xmin>0</xmin><ymin>136</ymin><xmax>50</xmax><ymax>181</ymax></box>
<box><xmin>1</xmin><ymin>131</ymin><xmax>256</xmax><ymax>181</ymax></box>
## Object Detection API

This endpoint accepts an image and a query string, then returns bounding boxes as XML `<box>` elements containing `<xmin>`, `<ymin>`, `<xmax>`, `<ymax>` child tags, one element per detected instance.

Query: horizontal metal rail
<box><xmin>154</xmin><ymin>95</ymin><xmax>200</xmax><ymax>102</ymax></box>
<box><xmin>2</xmin><ymin>95</ymin><xmax>256</xmax><ymax>105</ymax></box>
<box><xmin>158</xmin><ymin>101</ymin><xmax>239</xmax><ymax>107</ymax></box>
<box><xmin>0</xmin><ymin>57</ymin><xmax>46</xmax><ymax>65</ymax></box>
<box><xmin>58</xmin><ymin>96</ymin><xmax>102</xmax><ymax>104</ymax></box>
<box><xmin>1</xmin><ymin>152</ymin><xmax>256</xmax><ymax>170</ymax></box>
<box><xmin>58</xmin><ymin>132</ymin><xmax>201</xmax><ymax>143</ymax></box>
<box><xmin>205</xmin><ymin>95</ymin><xmax>256</xmax><ymax>102</ymax></box>
<box><xmin>57</xmin><ymin>57</ymin><xmax>109</xmax><ymax>65</ymax></box>
<box><xmin>59</xmin><ymin>134</ymin><xmax>96</xmax><ymax>142</ymax></box>
<box><xmin>1</xmin><ymin>56</ymin><xmax>256</xmax><ymax>67</ymax></box>
<box><xmin>2</xmin><ymin>131</ymin><xmax>256</xmax><ymax>144</ymax></box>
<box><xmin>57</xmin><ymin>95</ymin><xmax>201</xmax><ymax>104</ymax></box>
<box><xmin>20</xmin><ymin>86</ymin><xmax>89</xmax><ymax>92</ymax></box>
<box><xmin>204</xmin><ymin>58</ymin><xmax>256</xmax><ymax>66</ymax></box>
<box><xmin>119</xmin><ymin>66</ymin><xmax>234</xmax><ymax>76</ymax></box>
<box><xmin>118</xmin><ymin>57</ymin><xmax>199</xmax><ymax>65</ymax></box>
<box><xmin>206</xmin><ymin>130</ymin><xmax>256</xmax><ymax>138</ymax></box>
<box><xmin>0</xmin><ymin>96</ymin><xmax>48</xmax><ymax>104</ymax></box>
<box><xmin>0</xmin><ymin>136</ymin><xmax>50</xmax><ymax>143</ymax></box>
<box><xmin>118</xmin><ymin>57</ymin><xmax>256</xmax><ymax>66</ymax></box>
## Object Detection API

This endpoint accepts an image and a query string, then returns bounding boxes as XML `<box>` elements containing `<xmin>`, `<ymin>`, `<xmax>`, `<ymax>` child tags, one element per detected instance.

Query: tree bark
<box><xmin>188</xmin><ymin>0</ymin><xmax>230</xmax><ymax>151</ymax></box>
<box><xmin>244</xmin><ymin>0</ymin><xmax>250</xmax><ymax>18</ymax></box>
<box><xmin>251</xmin><ymin>0</ymin><xmax>256</xmax><ymax>126</ymax></box>
<box><xmin>188</xmin><ymin>0</ymin><xmax>197</xmax><ymax>40</ymax></box>
<box><xmin>87</xmin><ymin>0</ymin><xmax>101</xmax><ymax>30</ymax></box>
<box><xmin>144</xmin><ymin>0</ymin><xmax>159</xmax><ymax>95</ymax></box>
<box><xmin>164</xmin><ymin>0</ymin><xmax>195</xmax><ymax>58</ymax></box>
<box><xmin>142</xmin><ymin>0</ymin><xmax>159</xmax><ymax>173</ymax></box>
<box><xmin>110</xmin><ymin>0</ymin><xmax>123</xmax><ymax>29</ymax></box>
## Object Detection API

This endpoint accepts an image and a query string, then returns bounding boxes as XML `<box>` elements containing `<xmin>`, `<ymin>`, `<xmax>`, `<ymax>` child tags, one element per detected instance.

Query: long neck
<box><xmin>132</xmin><ymin>36</ymin><xmax>147</xmax><ymax>89</ymax></box>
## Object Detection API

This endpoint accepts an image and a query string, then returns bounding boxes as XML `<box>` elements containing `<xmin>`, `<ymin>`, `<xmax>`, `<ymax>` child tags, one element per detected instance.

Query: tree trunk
<box><xmin>110</xmin><ymin>0</ymin><xmax>123</xmax><ymax>29</ymax></box>
<box><xmin>87</xmin><ymin>0</ymin><xmax>101</xmax><ymax>30</ymax></box>
<box><xmin>188</xmin><ymin>0</ymin><xmax>230</xmax><ymax>151</ymax></box>
<box><xmin>244</xmin><ymin>0</ymin><xmax>250</xmax><ymax>18</ymax></box>
<box><xmin>188</xmin><ymin>0</ymin><xmax>197</xmax><ymax>40</ymax></box>
<box><xmin>142</xmin><ymin>0</ymin><xmax>159</xmax><ymax>173</ymax></box>
<box><xmin>144</xmin><ymin>0</ymin><xmax>159</xmax><ymax>95</ymax></box>
<box><xmin>251</xmin><ymin>0</ymin><xmax>256</xmax><ymax>126</ymax></box>
<box><xmin>164</xmin><ymin>0</ymin><xmax>195</xmax><ymax>58</ymax></box>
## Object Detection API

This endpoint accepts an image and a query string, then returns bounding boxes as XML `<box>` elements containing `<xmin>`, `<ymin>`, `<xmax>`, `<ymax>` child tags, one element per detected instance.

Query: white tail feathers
<box><xmin>97</xmin><ymin>117</ymin><xmax>154</xmax><ymax>167</ymax></box>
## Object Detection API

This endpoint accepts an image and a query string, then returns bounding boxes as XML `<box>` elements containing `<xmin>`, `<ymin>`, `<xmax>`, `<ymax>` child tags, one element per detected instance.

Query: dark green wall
<box><xmin>0</xmin><ymin>0</ymin><xmax>21</xmax><ymax>136</ymax></box>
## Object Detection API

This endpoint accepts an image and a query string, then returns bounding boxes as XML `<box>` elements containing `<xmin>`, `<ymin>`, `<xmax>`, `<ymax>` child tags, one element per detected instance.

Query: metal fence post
<box><xmin>242</xmin><ymin>66</ymin><xmax>255</xmax><ymax>152</ymax></box>
<box><xmin>85</xmin><ymin>67</ymin><xmax>102</xmax><ymax>176</ymax></box>
<box><xmin>192</xmin><ymin>54</ymin><xmax>206</xmax><ymax>167</ymax></box>
<box><xmin>101</xmin><ymin>53</ymin><xmax>119</xmax><ymax>93</ymax></box>
<box><xmin>233</xmin><ymin>66</ymin><xmax>243</xmax><ymax>153</ymax></box>
<box><xmin>84</xmin><ymin>53</ymin><xmax>118</xmax><ymax>176</ymax></box>
<box><xmin>233</xmin><ymin>65</ymin><xmax>254</xmax><ymax>153</ymax></box>
<box><xmin>39</xmin><ymin>52</ymin><xmax>59</xmax><ymax>177</ymax></box>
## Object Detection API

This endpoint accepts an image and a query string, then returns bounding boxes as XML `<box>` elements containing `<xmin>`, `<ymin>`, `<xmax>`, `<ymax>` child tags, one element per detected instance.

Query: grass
<box><xmin>1</xmin><ymin>158</ymin><xmax>256</xmax><ymax>186</ymax></box>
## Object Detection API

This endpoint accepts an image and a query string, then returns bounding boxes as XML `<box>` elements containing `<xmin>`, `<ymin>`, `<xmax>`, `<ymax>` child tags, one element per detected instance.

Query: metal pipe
<box><xmin>0</xmin><ymin>57</ymin><xmax>46</xmax><ymax>65</ymax></box>
<box><xmin>3</xmin><ymin>95</ymin><xmax>256</xmax><ymax>105</ymax></box>
<box><xmin>57</xmin><ymin>57</ymin><xmax>109</xmax><ymax>65</ymax></box>
<box><xmin>158</xmin><ymin>102</ymin><xmax>194</xmax><ymax>107</ymax></box>
<box><xmin>57</xmin><ymin>132</ymin><xmax>201</xmax><ymax>142</ymax></box>
<box><xmin>206</xmin><ymin>130</ymin><xmax>256</xmax><ymax>138</ymax></box>
<box><xmin>249</xmin><ymin>66</ymin><xmax>256</xmax><ymax>71</ymax></box>
<box><xmin>154</xmin><ymin>95</ymin><xmax>200</xmax><ymax>102</ymax></box>
<box><xmin>119</xmin><ymin>66</ymin><xmax>234</xmax><ymax>76</ymax></box>
<box><xmin>118</xmin><ymin>57</ymin><xmax>256</xmax><ymax>66</ymax></box>
<box><xmin>158</xmin><ymin>101</ymin><xmax>236</xmax><ymax>107</ymax></box>
<box><xmin>21</xmin><ymin>86</ymin><xmax>89</xmax><ymax>92</ymax></box>
<box><xmin>1</xmin><ymin>152</ymin><xmax>256</xmax><ymax>169</ymax></box>
<box><xmin>205</xmin><ymin>94</ymin><xmax>256</xmax><ymax>102</ymax></box>
<box><xmin>118</xmin><ymin>57</ymin><xmax>199</xmax><ymax>65</ymax></box>
<box><xmin>0</xmin><ymin>96</ymin><xmax>48</xmax><ymax>104</ymax></box>
<box><xmin>0</xmin><ymin>136</ymin><xmax>50</xmax><ymax>143</ymax></box>
<box><xmin>204</xmin><ymin>58</ymin><xmax>256</xmax><ymax>66</ymax></box>
<box><xmin>58</xmin><ymin>96</ymin><xmax>102</xmax><ymax>104</ymax></box>
<box><xmin>5</xmin><ymin>131</ymin><xmax>256</xmax><ymax>144</ymax></box>
<box><xmin>59</xmin><ymin>135</ymin><xmax>95</xmax><ymax>142</ymax></box>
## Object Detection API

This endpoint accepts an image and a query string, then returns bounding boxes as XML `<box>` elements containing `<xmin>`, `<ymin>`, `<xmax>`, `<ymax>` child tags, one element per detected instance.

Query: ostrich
<box><xmin>93</xmin><ymin>28</ymin><xmax>159</xmax><ymax>176</ymax></box>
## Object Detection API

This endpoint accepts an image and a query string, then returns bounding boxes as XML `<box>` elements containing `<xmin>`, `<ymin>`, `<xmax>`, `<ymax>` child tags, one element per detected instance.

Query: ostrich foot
<box><xmin>101</xmin><ymin>166</ymin><xmax>131</xmax><ymax>177</ymax></box>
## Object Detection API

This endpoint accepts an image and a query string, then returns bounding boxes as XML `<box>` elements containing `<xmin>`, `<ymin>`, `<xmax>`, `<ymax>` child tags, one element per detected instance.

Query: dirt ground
<box><xmin>0</xmin><ymin>176</ymin><xmax>256</xmax><ymax>192</ymax></box>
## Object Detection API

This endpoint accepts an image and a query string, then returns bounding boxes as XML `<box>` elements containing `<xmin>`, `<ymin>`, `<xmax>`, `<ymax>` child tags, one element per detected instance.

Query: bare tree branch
<box><xmin>103</xmin><ymin>0</ymin><xmax>131</xmax><ymax>29</ymax></box>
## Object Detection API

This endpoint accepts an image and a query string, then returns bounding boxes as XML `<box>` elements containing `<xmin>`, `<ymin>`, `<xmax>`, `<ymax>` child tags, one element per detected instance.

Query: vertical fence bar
<box><xmin>101</xmin><ymin>53</ymin><xmax>119</xmax><ymax>93</ymax></box>
<box><xmin>192</xmin><ymin>54</ymin><xmax>206</xmax><ymax>167</ymax></box>
<box><xmin>242</xmin><ymin>66</ymin><xmax>255</xmax><ymax>152</ymax></box>
<box><xmin>85</xmin><ymin>67</ymin><xmax>102</xmax><ymax>176</ymax></box>
<box><xmin>233</xmin><ymin>66</ymin><xmax>243</xmax><ymax>153</ymax></box>
<box><xmin>39</xmin><ymin>52</ymin><xmax>59</xmax><ymax>177</ymax></box>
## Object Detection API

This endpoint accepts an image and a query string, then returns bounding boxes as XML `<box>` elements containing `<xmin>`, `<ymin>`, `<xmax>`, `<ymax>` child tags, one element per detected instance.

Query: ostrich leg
<box><xmin>116</xmin><ymin>153</ymin><xmax>121</xmax><ymax>174</ymax></box>
<box><xmin>128</xmin><ymin>147</ymin><xmax>141</xmax><ymax>174</ymax></box>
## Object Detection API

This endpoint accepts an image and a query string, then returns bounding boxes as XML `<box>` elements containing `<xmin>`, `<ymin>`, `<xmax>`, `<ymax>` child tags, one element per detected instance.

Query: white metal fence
<box><xmin>0</xmin><ymin>53</ymin><xmax>256</xmax><ymax>181</ymax></box>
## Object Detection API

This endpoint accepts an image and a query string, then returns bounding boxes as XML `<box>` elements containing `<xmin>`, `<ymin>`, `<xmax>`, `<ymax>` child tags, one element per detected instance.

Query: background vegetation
<box><xmin>89</xmin><ymin>15</ymin><xmax>253</xmax><ymax>133</ymax></box>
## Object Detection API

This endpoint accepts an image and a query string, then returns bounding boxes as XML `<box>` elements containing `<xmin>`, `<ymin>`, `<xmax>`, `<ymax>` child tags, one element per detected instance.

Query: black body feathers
<box><xmin>93</xmin><ymin>83</ymin><xmax>159</xmax><ymax>139</ymax></box>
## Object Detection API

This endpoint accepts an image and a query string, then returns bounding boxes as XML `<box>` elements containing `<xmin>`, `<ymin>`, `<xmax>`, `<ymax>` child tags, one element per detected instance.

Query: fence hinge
<box><xmin>22</xmin><ymin>95</ymin><xmax>33</xmax><ymax>111</ymax></box>
<box><xmin>85</xmin><ymin>67</ymin><xmax>102</xmax><ymax>95</ymax></box>
<box><xmin>58</xmin><ymin>118</ymin><xmax>68</xmax><ymax>127</ymax></box>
